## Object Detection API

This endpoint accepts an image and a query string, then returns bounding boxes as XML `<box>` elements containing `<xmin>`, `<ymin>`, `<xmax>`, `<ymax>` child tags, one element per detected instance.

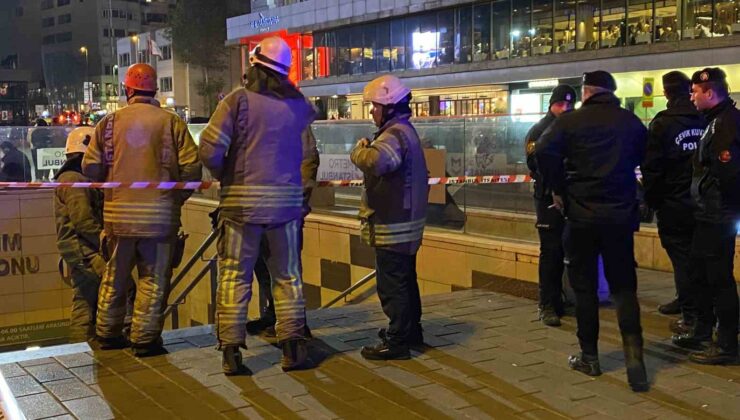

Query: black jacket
<box><xmin>525</xmin><ymin>111</ymin><xmax>556</xmax><ymax>200</ymax></box>
<box><xmin>642</xmin><ymin>97</ymin><xmax>706</xmax><ymax>217</ymax></box>
<box><xmin>535</xmin><ymin>92</ymin><xmax>647</xmax><ymax>226</ymax></box>
<box><xmin>691</xmin><ymin>98</ymin><xmax>740</xmax><ymax>223</ymax></box>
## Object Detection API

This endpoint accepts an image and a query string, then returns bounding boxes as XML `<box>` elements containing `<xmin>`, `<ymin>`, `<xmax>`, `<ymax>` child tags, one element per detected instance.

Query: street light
<box><xmin>132</xmin><ymin>35</ymin><xmax>139</xmax><ymax>62</ymax></box>
<box><xmin>80</xmin><ymin>46</ymin><xmax>89</xmax><ymax>111</ymax></box>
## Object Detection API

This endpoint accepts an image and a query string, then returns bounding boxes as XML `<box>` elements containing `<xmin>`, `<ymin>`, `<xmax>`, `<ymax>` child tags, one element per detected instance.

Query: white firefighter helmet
<box><xmin>249</xmin><ymin>37</ymin><xmax>292</xmax><ymax>75</ymax></box>
<box><xmin>65</xmin><ymin>126</ymin><xmax>95</xmax><ymax>155</ymax></box>
<box><xmin>363</xmin><ymin>75</ymin><xmax>411</xmax><ymax>106</ymax></box>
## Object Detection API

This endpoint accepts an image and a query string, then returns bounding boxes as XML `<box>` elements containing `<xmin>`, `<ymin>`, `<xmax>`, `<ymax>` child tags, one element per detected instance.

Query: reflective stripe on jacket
<box><xmin>82</xmin><ymin>97</ymin><xmax>202</xmax><ymax>237</ymax></box>
<box><xmin>351</xmin><ymin>115</ymin><xmax>429</xmax><ymax>255</ymax></box>
<box><xmin>198</xmin><ymin>88</ymin><xmax>316</xmax><ymax>225</ymax></box>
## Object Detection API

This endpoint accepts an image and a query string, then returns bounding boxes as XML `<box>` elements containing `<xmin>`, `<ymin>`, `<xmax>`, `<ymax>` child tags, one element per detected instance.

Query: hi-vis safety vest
<box><xmin>352</xmin><ymin>117</ymin><xmax>429</xmax><ymax>255</ymax></box>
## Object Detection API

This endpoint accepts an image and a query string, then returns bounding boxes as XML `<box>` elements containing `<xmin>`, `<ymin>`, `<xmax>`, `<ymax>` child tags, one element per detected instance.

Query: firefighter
<box><xmin>351</xmin><ymin>75</ymin><xmax>429</xmax><ymax>360</ymax></box>
<box><xmin>199</xmin><ymin>37</ymin><xmax>316</xmax><ymax>375</ymax></box>
<box><xmin>83</xmin><ymin>63</ymin><xmax>202</xmax><ymax>357</ymax></box>
<box><xmin>54</xmin><ymin>126</ymin><xmax>105</xmax><ymax>342</ymax></box>
<box><xmin>525</xmin><ymin>84</ymin><xmax>577</xmax><ymax>327</ymax></box>
<box><xmin>680</xmin><ymin>67</ymin><xmax>739</xmax><ymax>365</ymax></box>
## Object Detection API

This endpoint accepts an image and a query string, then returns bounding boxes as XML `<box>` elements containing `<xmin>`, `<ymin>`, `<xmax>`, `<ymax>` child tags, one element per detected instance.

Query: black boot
<box><xmin>669</xmin><ymin>318</ymin><xmax>694</xmax><ymax>335</ymax></box>
<box><xmin>378</xmin><ymin>327</ymin><xmax>424</xmax><ymax>348</ymax></box>
<box><xmin>246</xmin><ymin>318</ymin><xmax>275</xmax><ymax>336</ymax></box>
<box><xmin>658</xmin><ymin>298</ymin><xmax>681</xmax><ymax>315</ymax></box>
<box><xmin>96</xmin><ymin>335</ymin><xmax>129</xmax><ymax>350</ymax></box>
<box><xmin>539</xmin><ymin>307</ymin><xmax>562</xmax><ymax>327</ymax></box>
<box><xmin>689</xmin><ymin>343</ymin><xmax>739</xmax><ymax>365</ymax></box>
<box><xmin>672</xmin><ymin>323</ymin><xmax>713</xmax><ymax>350</ymax></box>
<box><xmin>132</xmin><ymin>337</ymin><xmax>167</xmax><ymax>358</ymax></box>
<box><xmin>222</xmin><ymin>345</ymin><xmax>248</xmax><ymax>375</ymax></box>
<box><xmin>281</xmin><ymin>339</ymin><xmax>310</xmax><ymax>371</ymax></box>
<box><xmin>568</xmin><ymin>353</ymin><xmax>602</xmax><ymax>376</ymax></box>
<box><xmin>361</xmin><ymin>334</ymin><xmax>410</xmax><ymax>361</ymax></box>
<box><xmin>622</xmin><ymin>335</ymin><xmax>649</xmax><ymax>392</ymax></box>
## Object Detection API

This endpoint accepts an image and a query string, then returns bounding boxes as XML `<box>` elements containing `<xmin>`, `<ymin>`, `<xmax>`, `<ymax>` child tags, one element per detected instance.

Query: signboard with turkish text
<box><xmin>36</xmin><ymin>148</ymin><xmax>67</xmax><ymax>170</ymax></box>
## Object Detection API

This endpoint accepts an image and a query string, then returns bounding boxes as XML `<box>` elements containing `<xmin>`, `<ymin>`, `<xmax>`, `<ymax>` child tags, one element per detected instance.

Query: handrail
<box><xmin>320</xmin><ymin>270</ymin><xmax>376</xmax><ymax>309</ymax></box>
<box><xmin>169</xmin><ymin>230</ymin><xmax>218</xmax><ymax>291</ymax></box>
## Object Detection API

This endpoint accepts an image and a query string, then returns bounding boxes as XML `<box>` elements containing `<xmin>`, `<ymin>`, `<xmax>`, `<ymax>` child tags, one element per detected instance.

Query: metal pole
<box><xmin>320</xmin><ymin>270</ymin><xmax>377</xmax><ymax>309</ymax></box>
<box><xmin>209</xmin><ymin>259</ymin><xmax>218</xmax><ymax>324</ymax></box>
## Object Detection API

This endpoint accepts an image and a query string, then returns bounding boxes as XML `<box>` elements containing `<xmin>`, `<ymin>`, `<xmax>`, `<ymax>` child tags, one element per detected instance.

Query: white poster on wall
<box><xmin>317</xmin><ymin>154</ymin><xmax>363</xmax><ymax>181</ymax></box>
<box><xmin>36</xmin><ymin>148</ymin><xmax>67</xmax><ymax>170</ymax></box>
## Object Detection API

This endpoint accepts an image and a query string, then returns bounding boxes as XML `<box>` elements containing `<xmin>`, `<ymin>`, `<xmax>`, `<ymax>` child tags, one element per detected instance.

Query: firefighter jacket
<box><xmin>642</xmin><ymin>96</ymin><xmax>706</xmax><ymax>219</ymax></box>
<box><xmin>351</xmin><ymin>114</ymin><xmax>429</xmax><ymax>255</ymax></box>
<box><xmin>691</xmin><ymin>98</ymin><xmax>740</xmax><ymax>223</ymax></box>
<box><xmin>54</xmin><ymin>154</ymin><xmax>105</xmax><ymax>274</ymax></box>
<box><xmin>535</xmin><ymin>92</ymin><xmax>647</xmax><ymax>227</ymax></box>
<box><xmin>198</xmin><ymin>88</ymin><xmax>316</xmax><ymax>225</ymax></box>
<box><xmin>82</xmin><ymin>97</ymin><xmax>202</xmax><ymax>238</ymax></box>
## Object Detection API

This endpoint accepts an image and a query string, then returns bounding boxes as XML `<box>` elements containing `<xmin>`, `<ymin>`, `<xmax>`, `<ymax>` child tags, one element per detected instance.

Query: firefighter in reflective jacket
<box><xmin>83</xmin><ymin>63</ymin><xmax>202</xmax><ymax>356</ymax></box>
<box><xmin>351</xmin><ymin>75</ymin><xmax>429</xmax><ymax>360</ymax></box>
<box><xmin>55</xmin><ymin>127</ymin><xmax>105</xmax><ymax>342</ymax></box>
<box><xmin>199</xmin><ymin>37</ymin><xmax>316</xmax><ymax>375</ymax></box>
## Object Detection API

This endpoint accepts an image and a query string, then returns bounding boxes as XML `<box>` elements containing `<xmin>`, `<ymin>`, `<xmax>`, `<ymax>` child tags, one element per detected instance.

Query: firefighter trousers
<box><xmin>69</xmin><ymin>263</ymin><xmax>102</xmax><ymax>342</ymax></box>
<box><xmin>96</xmin><ymin>235</ymin><xmax>175</xmax><ymax>346</ymax></box>
<box><xmin>216</xmin><ymin>218</ymin><xmax>306</xmax><ymax>347</ymax></box>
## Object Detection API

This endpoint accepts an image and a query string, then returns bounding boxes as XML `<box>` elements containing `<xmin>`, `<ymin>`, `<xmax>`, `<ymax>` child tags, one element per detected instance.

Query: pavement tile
<box><xmin>44</xmin><ymin>377</ymin><xmax>96</xmax><ymax>401</ymax></box>
<box><xmin>68</xmin><ymin>364</ymin><xmax>112</xmax><ymax>385</ymax></box>
<box><xmin>0</xmin><ymin>363</ymin><xmax>26</xmax><ymax>378</ymax></box>
<box><xmin>6</xmin><ymin>375</ymin><xmax>44</xmax><ymax>397</ymax></box>
<box><xmin>55</xmin><ymin>353</ymin><xmax>95</xmax><ymax>369</ymax></box>
<box><xmin>374</xmin><ymin>365</ymin><xmax>430</xmax><ymax>388</ymax></box>
<box><xmin>16</xmin><ymin>392</ymin><xmax>69</xmax><ymax>420</ymax></box>
<box><xmin>18</xmin><ymin>357</ymin><xmax>56</xmax><ymax>367</ymax></box>
<box><xmin>25</xmin><ymin>362</ymin><xmax>74</xmax><ymax>382</ymax></box>
<box><xmin>63</xmin><ymin>395</ymin><xmax>116</xmax><ymax>420</ymax></box>
<box><xmin>183</xmin><ymin>333</ymin><xmax>219</xmax><ymax>348</ymax></box>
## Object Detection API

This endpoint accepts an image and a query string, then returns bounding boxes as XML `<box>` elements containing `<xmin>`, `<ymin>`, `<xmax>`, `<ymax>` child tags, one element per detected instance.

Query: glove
<box><xmin>209</xmin><ymin>208</ymin><xmax>221</xmax><ymax>231</ymax></box>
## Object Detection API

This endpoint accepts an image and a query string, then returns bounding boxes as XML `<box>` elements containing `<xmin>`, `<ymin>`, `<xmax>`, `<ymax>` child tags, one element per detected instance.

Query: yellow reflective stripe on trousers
<box><xmin>104</xmin><ymin>202</ymin><xmax>173</xmax><ymax>224</ymax></box>
<box><xmin>364</xmin><ymin>218</ymin><xmax>426</xmax><ymax>246</ymax></box>
<box><xmin>221</xmin><ymin>185</ymin><xmax>303</xmax><ymax>207</ymax></box>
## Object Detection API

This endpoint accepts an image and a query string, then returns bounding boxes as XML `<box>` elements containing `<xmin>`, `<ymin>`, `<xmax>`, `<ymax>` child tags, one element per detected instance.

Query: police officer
<box><xmin>525</xmin><ymin>84</ymin><xmax>577</xmax><ymax>327</ymax></box>
<box><xmin>642</xmin><ymin>71</ymin><xmax>706</xmax><ymax>334</ymax></box>
<box><xmin>83</xmin><ymin>63</ymin><xmax>202</xmax><ymax>356</ymax></box>
<box><xmin>678</xmin><ymin>67</ymin><xmax>739</xmax><ymax>365</ymax></box>
<box><xmin>351</xmin><ymin>75</ymin><xmax>429</xmax><ymax>360</ymax></box>
<box><xmin>199</xmin><ymin>37</ymin><xmax>316</xmax><ymax>374</ymax></box>
<box><xmin>55</xmin><ymin>127</ymin><xmax>105</xmax><ymax>342</ymax></box>
<box><xmin>536</xmin><ymin>71</ymin><xmax>649</xmax><ymax>392</ymax></box>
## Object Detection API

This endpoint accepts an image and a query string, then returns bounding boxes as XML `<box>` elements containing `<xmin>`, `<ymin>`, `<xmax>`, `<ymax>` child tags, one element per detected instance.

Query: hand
<box><xmin>549</xmin><ymin>194</ymin><xmax>564</xmax><ymax>212</ymax></box>
<box><xmin>356</xmin><ymin>138</ymin><xmax>370</xmax><ymax>148</ymax></box>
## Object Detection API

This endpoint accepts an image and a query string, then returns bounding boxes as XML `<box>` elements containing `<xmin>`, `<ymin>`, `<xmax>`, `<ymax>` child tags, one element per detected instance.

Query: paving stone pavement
<box><xmin>1</xmin><ymin>269</ymin><xmax>739</xmax><ymax>419</ymax></box>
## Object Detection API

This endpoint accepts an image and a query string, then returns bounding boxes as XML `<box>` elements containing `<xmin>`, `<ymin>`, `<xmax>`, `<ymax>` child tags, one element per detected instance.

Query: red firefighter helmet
<box><xmin>123</xmin><ymin>63</ymin><xmax>158</xmax><ymax>92</ymax></box>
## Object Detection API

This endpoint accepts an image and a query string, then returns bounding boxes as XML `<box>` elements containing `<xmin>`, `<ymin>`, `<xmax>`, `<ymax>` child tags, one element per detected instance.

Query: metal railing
<box><xmin>320</xmin><ymin>270</ymin><xmax>376</xmax><ymax>309</ymax></box>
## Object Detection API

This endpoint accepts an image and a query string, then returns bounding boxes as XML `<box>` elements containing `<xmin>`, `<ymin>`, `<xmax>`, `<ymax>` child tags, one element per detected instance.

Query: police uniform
<box><xmin>642</xmin><ymin>71</ymin><xmax>706</xmax><ymax>329</ymax></box>
<box><xmin>199</xmin><ymin>37</ymin><xmax>316</xmax><ymax>374</ymax></box>
<box><xmin>83</xmin><ymin>64</ymin><xmax>202</xmax><ymax>355</ymax></box>
<box><xmin>683</xmin><ymin>68</ymin><xmax>740</xmax><ymax>364</ymax></box>
<box><xmin>525</xmin><ymin>85</ymin><xmax>576</xmax><ymax>324</ymax></box>
<box><xmin>536</xmin><ymin>71</ymin><xmax>649</xmax><ymax>392</ymax></box>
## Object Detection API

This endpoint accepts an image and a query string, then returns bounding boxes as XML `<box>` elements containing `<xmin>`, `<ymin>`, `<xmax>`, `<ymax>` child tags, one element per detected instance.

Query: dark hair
<box><xmin>35</xmin><ymin>119</ymin><xmax>48</xmax><ymax>127</ymax></box>
<box><xmin>133</xmin><ymin>89</ymin><xmax>156</xmax><ymax>98</ymax></box>
<box><xmin>696</xmin><ymin>81</ymin><xmax>729</xmax><ymax>99</ymax></box>
<box><xmin>664</xmin><ymin>83</ymin><xmax>690</xmax><ymax>101</ymax></box>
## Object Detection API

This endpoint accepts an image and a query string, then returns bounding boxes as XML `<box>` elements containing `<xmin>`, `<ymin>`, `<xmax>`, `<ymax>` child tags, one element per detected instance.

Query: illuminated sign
<box><xmin>528</xmin><ymin>79</ymin><xmax>559</xmax><ymax>89</ymax></box>
<box><xmin>250</xmin><ymin>13</ymin><xmax>279</xmax><ymax>30</ymax></box>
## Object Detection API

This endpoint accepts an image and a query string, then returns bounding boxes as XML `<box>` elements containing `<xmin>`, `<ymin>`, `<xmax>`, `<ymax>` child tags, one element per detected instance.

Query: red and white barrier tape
<box><xmin>0</xmin><ymin>175</ymin><xmax>534</xmax><ymax>190</ymax></box>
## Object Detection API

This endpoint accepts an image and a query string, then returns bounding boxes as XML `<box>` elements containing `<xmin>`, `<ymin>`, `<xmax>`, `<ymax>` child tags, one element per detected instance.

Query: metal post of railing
<box><xmin>164</xmin><ymin>252</ymin><xmax>218</xmax><ymax>321</ymax></box>
<box><xmin>171</xmin><ymin>307</ymin><xmax>179</xmax><ymax>330</ymax></box>
<box><xmin>208</xmin><ymin>259</ymin><xmax>218</xmax><ymax>324</ymax></box>
<box><xmin>320</xmin><ymin>270</ymin><xmax>376</xmax><ymax>309</ymax></box>
<box><xmin>169</xmin><ymin>229</ymin><xmax>217</xmax><ymax>291</ymax></box>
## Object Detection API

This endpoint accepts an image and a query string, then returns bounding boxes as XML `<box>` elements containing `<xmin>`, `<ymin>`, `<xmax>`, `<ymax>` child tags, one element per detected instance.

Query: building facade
<box><xmin>228</xmin><ymin>0</ymin><xmax>739</xmax><ymax>119</ymax></box>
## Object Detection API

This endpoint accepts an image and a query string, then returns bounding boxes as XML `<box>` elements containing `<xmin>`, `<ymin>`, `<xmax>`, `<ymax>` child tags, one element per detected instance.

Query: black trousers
<box><xmin>535</xmin><ymin>197</ymin><xmax>565</xmax><ymax>312</ymax></box>
<box><xmin>691</xmin><ymin>221</ymin><xmax>739</xmax><ymax>349</ymax></box>
<box><xmin>656</xmin><ymin>211</ymin><xmax>697</xmax><ymax>322</ymax></box>
<box><xmin>376</xmin><ymin>248</ymin><xmax>422</xmax><ymax>347</ymax></box>
<box><xmin>564</xmin><ymin>223</ymin><xmax>643</xmax><ymax>356</ymax></box>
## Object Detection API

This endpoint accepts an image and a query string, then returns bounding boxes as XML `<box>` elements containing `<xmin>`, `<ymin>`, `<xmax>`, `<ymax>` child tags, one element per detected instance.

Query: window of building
<box><xmin>314</xmin><ymin>31</ymin><xmax>337</xmax><ymax>77</ymax></box>
<box><xmin>602</xmin><ymin>0</ymin><xmax>626</xmax><ymax>46</ymax></box>
<box><xmin>654</xmin><ymin>0</ymin><xmax>679</xmax><ymax>42</ymax></box>
<box><xmin>713</xmin><ymin>0</ymin><xmax>736</xmax><ymax>36</ymax></box>
<box><xmin>302</xmin><ymin>37</ymin><xmax>314</xmax><ymax>80</ymax></box>
<box><xmin>362</xmin><ymin>24</ymin><xmax>377</xmax><ymax>73</ymax></box>
<box><xmin>376</xmin><ymin>21</ymin><xmax>391</xmax><ymax>72</ymax></box>
<box><xmin>160</xmin><ymin>77</ymin><xmax>172</xmax><ymax>92</ymax></box>
<box><xmin>114</xmin><ymin>29</ymin><xmax>125</xmax><ymax>37</ymax></box>
<box><xmin>628</xmin><ymin>0</ymin><xmax>654</xmax><ymax>44</ymax></box>
<box><xmin>138</xmin><ymin>49</ymin><xmax>150</xmax><ymax>64</ymax></box>
<box><xmin>473</xmin><ymin>3</ymin><xmax>492</xmax><ymax>61</ymax></box>
<box><xmin>42</xmin><ymin>34</ymin><xmax>55</xmax><ymax>45</ymax></box>
<box><xmin>160</xmin><ymin>45</ymin><xmax>172</xmax><ymax>60</ymax></box>
<box><xmin>15</xmin><ymin>7</ymin><xmax>24</xmax><ymax>17</ymax></box>
<box><xmin>577</xmin><ymin>0</ymin><xmax>602</xmax><ymax>50</ymax></box>
<box><xmin>492</xmin><ymin>0</ymin><xmax>511</xmax><ymax>58</ymax></box>
<box><xmin>336</xmin><ymin>28</ymin><xmax>352</xmax><ymax>76</ymax></box>
<box><xmin>104</xmin><ymin>65</ymin><xmax>112</xmax><ymax>75</ymax></box>
<box><xmin>58</xmin><ymin>13</ymin><xmax>71</xmax><ymax>24</ymax></box>
<box><xmin>390</xmin><ymin>19</ymin><xmax>406</xmax><ymax>70</ymax></box>
<box><xmin>511</xmin><ymin>0</ymin><xmax>533</xmax><ymax>57</ymax></box>
<box><xmin>407</xmin><ymin>12</ymin><xmax>438</xmax><ymax>70</ymax></box>
<box><xmin>455</xmin><ymin>6</ymin><xmax>473</xmax><ymax>63</ymax></box>
<box><xmin>438</xmin><ymin>9</ymin><xmax>455</xmax><ymax>65</ymax></box>
<box><xmin>57</xmin><ymin>0</ymin><xmax>70</xmax><ymax>6</ymax></box>
<box><xmin>119</xmin><ymin>52</ymin><xmax>130</xmax><ymax>66</ymax></box>
<box><xmin>349</xmin><ymin>27</ymin><xmax>364</xmax><ymax>75</ymax></box>
<box><xmin>532</xmin><ymin>0</ymin><xmax>553</xmax><ymax>55</ymax></box>
<box><xmin>42</xmin><ymin>16</ymin><xmax>55</xmax><ymax>27</ymax></box>
<box><xmin>41</xmin><ymin>0</ymin><xmax>54</xmax><ymax>10</ymax></box>
<box><xmin>55</xmin><ymin>32</ymin><xmax>72</xmax><ymax>43</ymax></box>
<box><xmin>554</xmin><ymin>0</ymin><xmax>577</xmax><ymax>53</ymax></box>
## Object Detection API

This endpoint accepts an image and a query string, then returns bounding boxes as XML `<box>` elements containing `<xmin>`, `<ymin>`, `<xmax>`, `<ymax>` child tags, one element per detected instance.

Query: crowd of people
<box><xmin>526</xmin><ymin>67</ymin><xmax>739</xmax><ymax>392</ymax></box>
<box><xmin>51</xmin><ymin>33</ymin><xmax>737</xmax><ymax>392</ymax></box>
